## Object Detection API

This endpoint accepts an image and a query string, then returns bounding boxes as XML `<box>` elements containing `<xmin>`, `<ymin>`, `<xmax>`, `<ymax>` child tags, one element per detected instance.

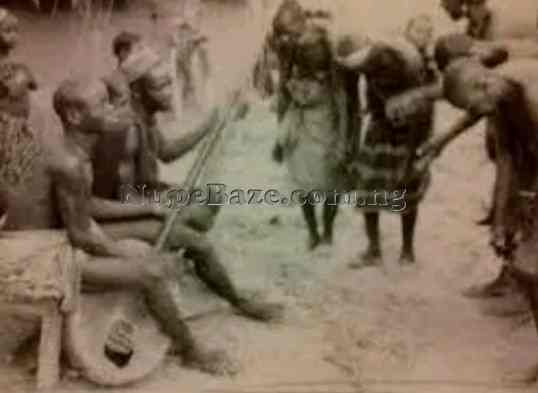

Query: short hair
<box><xmin>53</xmin><ymin>78</ymin><xmax>107</xmax><ymax>123</ymax></box>
<box><xmin>112</xmin><ymin>31</ymin><xmax>141</xmax><ymax>57</ymax></box>
<box><xmin>442</xmin><ymin>58</ymin><xmax>481</xmax><ymax>104</ymax></box>
<box><xmin>434</xmin><ymin>33</ymin><xmax>474</xmax><ymax>71</ymax></box>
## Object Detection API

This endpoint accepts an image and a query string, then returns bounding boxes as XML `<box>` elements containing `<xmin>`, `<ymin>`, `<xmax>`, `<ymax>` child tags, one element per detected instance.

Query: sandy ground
<box><xmin>2</xmin><ymin>1</ymin><xmax>538</xmax><ymax>392</ymax></box>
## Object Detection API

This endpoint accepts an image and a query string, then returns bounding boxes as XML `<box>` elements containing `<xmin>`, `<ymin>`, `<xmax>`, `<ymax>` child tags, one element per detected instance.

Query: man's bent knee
<box><xmin>179</xmin><ymin>205</ymin><xmax>219</xmax><ymax>233</ymax></box>
<box><xmin>142</xmin><ymin>255</ymin><xmax>177</xmax><ymax>288</ymax></box>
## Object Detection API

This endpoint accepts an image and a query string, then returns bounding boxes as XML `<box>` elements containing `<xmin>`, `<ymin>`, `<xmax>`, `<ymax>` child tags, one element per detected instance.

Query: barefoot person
<box><xmin>440</xmin><ymin>56</ymin><xmax>538</xmax><ymax>384</ymax></box>
<box><xmin>1</xmin><ymin>67</ymin><xmax>237</xmax><ymax>375</ymax></box>
<box><xmin>336</xmin><ymin>38</ymin><xmax>434</xmax><ymax>266</ymax></box>
<box><xmin>440</xmin><ymin>0</ymin><xmax>538</xmax><ymax>226</ymax></box>
<box><xmin>81</xmin><ymin>45</ymin><xmax>281</xmax><ymax>322</ymax></box>
<box><xmin>385</xmin><ymin>33</ymin><xmax>538</xmax><ymax>299</ymax></box>
<box><xmin>271</xmin><ymin>18</ymin><xmax>350</xmax><ymax>251</ymax></box>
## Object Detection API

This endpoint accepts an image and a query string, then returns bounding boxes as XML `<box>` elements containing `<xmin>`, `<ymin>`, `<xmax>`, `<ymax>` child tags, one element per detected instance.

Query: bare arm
<box><xmin>491</xmin><ymin>122</ymin><xmax>520</xmax><ymax>256</ymax></box>
<box><xmin>156</xmin><ymin>107</ymin><xmax>220</xmax><ymax>163</ymax></box>
<box><xmin>51</xmin><ymin>159</ymin><xmax>127</xmax><ymax>257</ymax></box>
<box><xmin>90</xmin><ymin>196</ymin><xmax>159</xmax><ymax>221</ymax></box>
<box><xmin>417</xmin><ymin>112</ymin><xmax>482</xmax><ymax>158</ymax></box>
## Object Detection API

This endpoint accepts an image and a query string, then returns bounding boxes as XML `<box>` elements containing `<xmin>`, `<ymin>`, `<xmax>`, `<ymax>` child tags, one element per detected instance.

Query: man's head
<box><xmin>0</xmin><ymin>8</ymin><xmax>18</xmax><ymax>55</ymax></box>
<box><xmin>405</xmin><ymin>14</ymin><xmax>434</xmax><ymax>51</ymax></box>
<box><xmin>112</xmin><ymin>31</ymin><xmax>142</xmax><ymax>66</ymax></box>
<box><xmin>53</xmin><ymin>77</ymin><xmax>132</xmax><ymax>145</ymax></box>
<box><xmin>0</xmin><ymin>62</ymin><xmax>37</xmax><ymax>119</ymax></box>
<box><xmin>271</xmin><ymin>0</ymin><xmax>307</xmax><ymax>54</ymax></box>
<box><xmin>294</xmin><ymin>24</ymin><xmax>332</xmax><ymax>73</ymax></box>
<box><xmin>443</xmin><ymin>58</ymin><xmax>512</xmax><ymax>115</ymax></box>
<box><xmin>121</xmin><ymin>47</ymin><xmax>173</xmax><ymax>113</ymax></box>
<box><xmin>441</xmin><ymin>0</ymin><xmax>466</xmax><ymax>20</ymax></box>
<box><xmin>434</xmin><ymin>33</ymin><xmax>508</xmax><ymax>71</ymax></box>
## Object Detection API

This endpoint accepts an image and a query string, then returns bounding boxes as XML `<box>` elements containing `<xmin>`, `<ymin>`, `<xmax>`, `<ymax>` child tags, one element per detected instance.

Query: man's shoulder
<box><xmin>46</xmin><ymin>145</ymin><xmax>89</xmax><ymax>185</ymax></box>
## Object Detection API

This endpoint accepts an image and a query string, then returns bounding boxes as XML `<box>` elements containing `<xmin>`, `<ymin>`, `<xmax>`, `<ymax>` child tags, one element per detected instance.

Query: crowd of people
<box><xmin>3</xmin><ymin>0</ymin><xmax>538</xmax><ymax>385</ymax></box>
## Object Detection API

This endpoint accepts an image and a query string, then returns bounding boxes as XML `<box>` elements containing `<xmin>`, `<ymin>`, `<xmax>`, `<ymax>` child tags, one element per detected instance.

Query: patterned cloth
<box><xmin>348</xmin><ymin>41</ymin><xmax>434</xmax><ymax>212</ymax></box>
<box><xmin>352</xmin><ymin>112</ymin><xmax>432</xmax><ymax>211</ymax></box>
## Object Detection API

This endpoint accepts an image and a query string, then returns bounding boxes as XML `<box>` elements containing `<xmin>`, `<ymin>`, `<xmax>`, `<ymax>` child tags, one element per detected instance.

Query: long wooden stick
<box><xmin>154</xmin><ymin>94</ymin><xmax>244</xmax><ymax>251</ymax></box>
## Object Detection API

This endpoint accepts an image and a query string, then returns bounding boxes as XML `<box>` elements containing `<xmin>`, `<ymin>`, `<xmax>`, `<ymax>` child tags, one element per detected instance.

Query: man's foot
<box><xmin>348</xmin><ymin>248</ymin><xmax>382</xmax><ymax>269</ymax></box>
<box><xmin>236</xmin><ymin>299</ymin><xmax>284</xmax><ymax>322</ymax></box>
<box><xmin>321</xmin><ymin>233</ymin><xmax>333</xmax><ymax>245</ymax></box>
<box><xmin>308</xmin><ymin>235</ymin><xmax>322</xmax><ymax>251</ymax></box>
<box><xmin>503</xmin><ymin>363</ymin><xmax>538</xmax><ymax>385</ymax></box>
<box><xmin>476</xmin><ymin>210</ymin><xmax>494</xmax><ymax>226</ymax></box>
<box><xmin>399</xmin><ymin>250</ymin><xmax>415</xmax><ymax>265</ymax></box>
<box><xmin>461</xmin><ymin>277</ymin><xmax>514</xmax><ymax>299</ymax></box>
<box><xmin>182</xmin><ymin>347</ymin><xmax>238</xmax><ymax>376</ymax></box>
<box><xmin>480</xmin><ymin>292</ymin><xmax>529</xmax><ymax>318</ymax></box>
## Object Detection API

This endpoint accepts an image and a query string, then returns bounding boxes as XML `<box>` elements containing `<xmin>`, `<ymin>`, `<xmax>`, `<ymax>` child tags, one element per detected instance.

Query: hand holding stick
<box><xmin>153</xmin><ymin>90</ymin><xmax>247</xmax><ymax>251</ymax></box>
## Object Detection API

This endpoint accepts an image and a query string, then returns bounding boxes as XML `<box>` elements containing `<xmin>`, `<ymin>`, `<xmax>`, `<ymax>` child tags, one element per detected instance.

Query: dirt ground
<box><xmin>2</xmin><ymin>1</ymin><xmax>538</xmax><ymax>392</ymax></box>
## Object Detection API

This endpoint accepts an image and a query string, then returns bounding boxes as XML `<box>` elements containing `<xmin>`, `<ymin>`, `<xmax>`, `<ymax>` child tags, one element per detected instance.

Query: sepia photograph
<box><xmin>1</xmin><ymin>0</ymin><xmax>538</xmax><ymax>391</ymax></box>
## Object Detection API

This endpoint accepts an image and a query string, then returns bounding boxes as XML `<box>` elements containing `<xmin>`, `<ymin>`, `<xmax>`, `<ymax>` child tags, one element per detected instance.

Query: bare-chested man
<box><xmin>440</xmin><ymin>0</ymin><xmax>538</xmax><ymax>224</ymax></box>
<box><xmin>1</xmin><ymin>66</ymin><xmax>238</xmax><ymax>375</ymax></box>
<box><xmin>384</xmin><ymin>33</ymin><xmax>525</xmax><ymax>300</ymax></box>
<box><xmin>441</xmin><ymin>56</ymin><xmax>538</xmax><ymax>384</ymax></box>
<box><xmin>87</xmin><ymin>45</ymin><xmax>281</xmax><ymax>322</ymax></box>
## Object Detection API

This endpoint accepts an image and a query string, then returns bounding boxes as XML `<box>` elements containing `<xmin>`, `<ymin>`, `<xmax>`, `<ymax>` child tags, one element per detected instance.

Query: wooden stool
<box><xmin>0</xmin><ymin>230</ymin><xmax>80</xmax><ymax>390</ymax></box>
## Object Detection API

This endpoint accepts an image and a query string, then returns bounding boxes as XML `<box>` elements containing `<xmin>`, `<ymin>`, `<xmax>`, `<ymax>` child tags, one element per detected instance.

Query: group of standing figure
<box><xmin>259</xmin><ymin>0</ymin><xmax>538</xmax><ymax>383</ymax></box>
<box><xmin>260</xmin><ymin>0</ymin><xmax>437</xmax><ymax>266</ymax></box>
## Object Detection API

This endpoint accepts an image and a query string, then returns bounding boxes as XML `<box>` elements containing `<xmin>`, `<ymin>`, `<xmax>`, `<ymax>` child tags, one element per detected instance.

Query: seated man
<box><xmin>70</xmin><ymin>48</ymin><xmax>281</xmax><ymax>323</ymax></box>
<box><xmin>1</xmin><ymin>66</ymin><xmax>236</xmax><ymax>375</ymax></box>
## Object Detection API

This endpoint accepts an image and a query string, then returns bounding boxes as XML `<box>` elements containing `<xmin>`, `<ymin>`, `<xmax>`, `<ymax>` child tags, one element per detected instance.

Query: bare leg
<box><xmin>478</xmin><ymin>124</ymin><xmax>496</xmax><ymax>226</ymax></box>
<box><xmin>400</xmin><ymin>207</ymin><xmax>418</xmax><ymax>264</ymax></box>
<box><xmin>300</xmin><ymin>197</ymin><xmax>321</xmax><ymax>250</ymax></box>
<box><xmin>349</xmin><ymin>212</ymin><xmax>382</xmax><ymax>269</ymax></box>
<box><xmin>100</xmin><ymin>219</ymin><xmax>282</xmax><ymax>322</ymax></box>
<box><xmin>322</xmin><ymin>194</ymin><xmax>339</xmax><ymax>245</ymax></box>
<box><xmin>81</xmin><ymin>255</ymin><xmax>235</xmax><ymax>375</ymax></box>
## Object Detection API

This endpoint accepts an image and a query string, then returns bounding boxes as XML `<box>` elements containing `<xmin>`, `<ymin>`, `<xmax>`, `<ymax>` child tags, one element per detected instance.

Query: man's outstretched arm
<box><xmin>156</xmin><ymin>107</ymin><xmax>220</xmax><ymax>163</ymax></box>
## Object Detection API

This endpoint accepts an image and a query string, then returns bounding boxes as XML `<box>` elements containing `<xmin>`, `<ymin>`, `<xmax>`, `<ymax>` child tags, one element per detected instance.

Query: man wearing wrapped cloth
<box><xmin>272</xmin><ymin>20</ymin><xmax>349</xmax><ymax>251</ymax></box>
<box><xmin>336</xmin><ymin>39</ymin><xmax>434</xmax><ymax>266</ymax></box>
